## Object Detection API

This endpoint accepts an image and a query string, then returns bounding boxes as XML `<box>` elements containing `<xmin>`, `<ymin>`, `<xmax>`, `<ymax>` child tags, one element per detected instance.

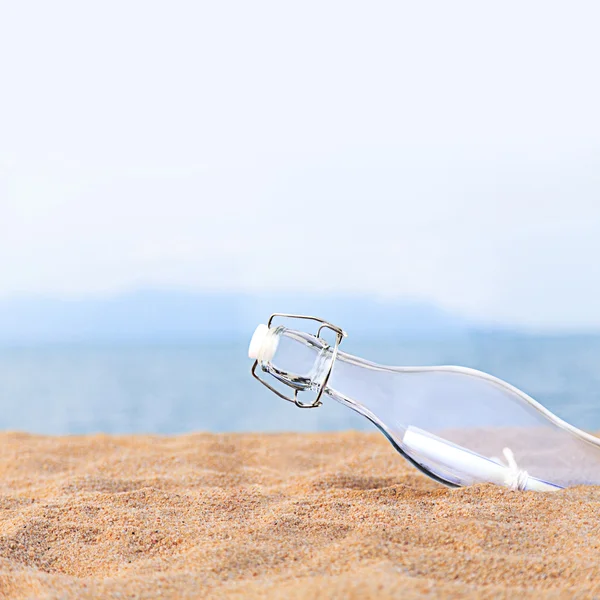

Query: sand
<box><xmin>1</xmin><ymin>431</ymin><xmax>600</xmax><ymax>599</ymax></box>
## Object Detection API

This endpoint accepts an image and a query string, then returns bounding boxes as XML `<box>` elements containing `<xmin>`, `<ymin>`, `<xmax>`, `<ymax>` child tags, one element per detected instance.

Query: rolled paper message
<box><xmin>402</xmin><ymin>426</ymin><xmax>561</xmax><ymax>492</ymax></box>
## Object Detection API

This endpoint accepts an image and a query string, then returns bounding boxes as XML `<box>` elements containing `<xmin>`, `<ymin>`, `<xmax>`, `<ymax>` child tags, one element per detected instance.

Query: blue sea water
<box><xmin>1</xmin><ymin>334</ymin><xmax>600</xmax><ymax>435</ymax></box>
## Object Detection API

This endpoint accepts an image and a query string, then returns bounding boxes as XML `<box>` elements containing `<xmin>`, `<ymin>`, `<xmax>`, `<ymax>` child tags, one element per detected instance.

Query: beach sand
<box><xmin>1</xmin><ymin>431</ymin><xmax>600</xmax><ymax>599</ymax></box>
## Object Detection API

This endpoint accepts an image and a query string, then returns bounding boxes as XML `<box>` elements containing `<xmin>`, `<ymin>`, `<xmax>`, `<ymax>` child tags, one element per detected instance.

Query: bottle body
<box><xmin>258</xmin><ymin>324</ymin><xmax>600</xmax><ymax>490</ymax></box>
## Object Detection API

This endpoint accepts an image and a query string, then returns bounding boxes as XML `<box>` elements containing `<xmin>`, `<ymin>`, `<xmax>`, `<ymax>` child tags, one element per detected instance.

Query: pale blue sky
<box><xmin>1</xmin><ymin>1</ymin><xmax>600</xmax><ymax>328</ymax></box>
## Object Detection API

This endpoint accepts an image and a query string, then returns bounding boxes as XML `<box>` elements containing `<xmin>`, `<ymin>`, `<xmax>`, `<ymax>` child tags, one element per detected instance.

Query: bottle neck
<box><xmin>262</xmin><ymin>326</ymin><xmax>380</xmax><ymax>411</ymax></box>
<box><xmin>260</xmin><ymin>326</ymin><xmax>332</xmax><ymax>393</ymax></box>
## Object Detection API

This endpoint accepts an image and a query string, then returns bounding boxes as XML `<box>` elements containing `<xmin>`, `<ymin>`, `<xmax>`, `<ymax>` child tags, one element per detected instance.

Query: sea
<box><xmin>1</xmin><ymin>334</ymin><xmax>600</xmax><ymax>435</ymax></box>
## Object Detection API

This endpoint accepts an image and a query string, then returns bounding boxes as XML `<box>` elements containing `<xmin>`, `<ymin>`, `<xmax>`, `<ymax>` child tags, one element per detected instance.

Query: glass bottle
<box><xmin>249</xmin><ymin>315</ymin><xmax>600</xmax><ymax>491</ymax></box>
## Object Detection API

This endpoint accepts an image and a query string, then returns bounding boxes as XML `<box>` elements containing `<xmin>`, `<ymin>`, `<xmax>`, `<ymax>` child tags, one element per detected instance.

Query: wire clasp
<box><xmin>251</xmin><ymin>313</ymin><xmax>347</xmax><ymax>409</ymax></box>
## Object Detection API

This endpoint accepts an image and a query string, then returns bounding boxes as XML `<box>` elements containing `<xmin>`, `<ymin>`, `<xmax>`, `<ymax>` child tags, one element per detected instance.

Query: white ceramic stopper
<box><xmin>248</xmin><ymin>324</ymin><xmax>275</xmax><ymax>361</ymax></box>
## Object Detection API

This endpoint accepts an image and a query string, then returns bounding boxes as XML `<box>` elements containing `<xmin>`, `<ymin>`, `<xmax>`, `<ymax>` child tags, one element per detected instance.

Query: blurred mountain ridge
<box><xmin>0</xmin><ymin>289</ymin><xmax>481</xmax><ymax>344</ymax></box>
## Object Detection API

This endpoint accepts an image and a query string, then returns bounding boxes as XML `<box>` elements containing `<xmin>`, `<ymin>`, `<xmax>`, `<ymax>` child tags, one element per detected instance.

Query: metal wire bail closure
<box><xmin>251</xmin><ymin>313</ymin><xmax>347</xmax><ymax>408</ymax></box>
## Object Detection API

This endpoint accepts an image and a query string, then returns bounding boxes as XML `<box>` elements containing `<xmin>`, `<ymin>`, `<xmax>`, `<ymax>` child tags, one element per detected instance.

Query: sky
<box><xmin>1</xmin><ymin>1</ymin><xmax>600</xmax><ymax>329</ymax></box>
